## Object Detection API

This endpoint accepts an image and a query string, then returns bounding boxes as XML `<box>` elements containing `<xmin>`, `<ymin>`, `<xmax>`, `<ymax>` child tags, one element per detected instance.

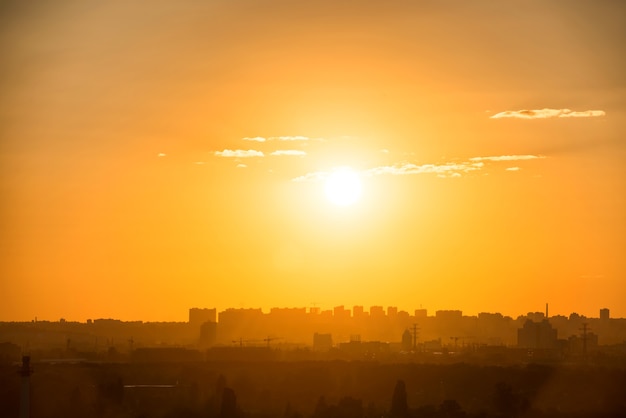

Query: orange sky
<box><xmin>1</xmin><ymin>0</ymin><xmax>625</xmax><ymax>321</ymax></box>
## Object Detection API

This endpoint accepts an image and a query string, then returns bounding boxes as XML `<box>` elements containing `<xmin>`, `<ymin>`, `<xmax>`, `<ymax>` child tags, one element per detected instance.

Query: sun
<box><xmin>324</xmin><ymin>167</ymin><xmax>363</xmax><ymax>206</ymax></box>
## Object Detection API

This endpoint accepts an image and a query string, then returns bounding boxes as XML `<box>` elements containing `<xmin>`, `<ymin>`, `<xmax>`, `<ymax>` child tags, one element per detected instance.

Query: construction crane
<box><xmin>263</xmin><ymin>336</ymin><xmax>281</xmax><ymax>348</ymax></box>
<box><xmin>449</xmin><ymin>336</ymin><xmax>474</xmax><ymax>351</ymax></box>
<box><xmin>232</xmin><ymin>338</ymin><xmax>264</xmax><ymax>348</ymax></box>
<box><xmin>232</xmin><ymin>338</ymin><xmax>252</xmax><ymax>348</ymax></box>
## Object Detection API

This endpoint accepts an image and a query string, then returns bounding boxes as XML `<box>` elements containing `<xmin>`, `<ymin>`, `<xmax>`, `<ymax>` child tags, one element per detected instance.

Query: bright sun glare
<box><xmin>324</xmin><ymin>167</ymin><xmax>363</xmax><ymax>206</ymax></box>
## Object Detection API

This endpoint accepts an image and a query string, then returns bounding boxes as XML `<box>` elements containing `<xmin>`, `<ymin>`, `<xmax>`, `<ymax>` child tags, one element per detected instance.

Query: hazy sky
<box><xmin>1</xmin><ymin>0</ymin><xmax>625</xmax><ymax>321</ymax></box>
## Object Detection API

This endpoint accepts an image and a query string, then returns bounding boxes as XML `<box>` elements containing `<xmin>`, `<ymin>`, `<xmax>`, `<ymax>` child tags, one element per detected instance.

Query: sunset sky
<box><xmin>1</xmin><ymin>0</ymin><xmax>625</xmax><ymax>321</ymax></box>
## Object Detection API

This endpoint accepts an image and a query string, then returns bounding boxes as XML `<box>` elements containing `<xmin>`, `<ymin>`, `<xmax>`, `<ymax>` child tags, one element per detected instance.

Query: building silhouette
<box><xmin>189</xmin><ymin>308</ymin><xmax>216</xmax><ymax>327</ymax></box>
<box><xmin>600</xmin><ymin>308</ymin><xmax>610</xmax><ymax>321</ymax></box>
<box><xmin>517</xmin><ymin>319</ymin><xmax>558</xmax><ymax>349</ymax></box>
<box><xmin>313</xmin><ymin>333</ymin><xmax>333</xmax><ymax>351</ymax></box>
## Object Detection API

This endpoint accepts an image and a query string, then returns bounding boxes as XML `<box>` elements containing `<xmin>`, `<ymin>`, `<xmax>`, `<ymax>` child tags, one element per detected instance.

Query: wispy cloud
<box><xmin>270</xmin><ymin>150</ymin><xmax>307</xmax><ymax>156</ymax></box>
<box><xmin>366</xmin><ymin>162</ymin><xmax>484</xmax><ymax>178</ymax></box>
<box><xmin>215</xmin><ymin>149</ymin><xmax>264</xmax><ymax>158</ymax></box>
<box><xmin>269</xmin><ymin>135</ymin><xmax>310</xmax><ymax>141</ymax></box>
<box><xmin>241</xmin><ymin>135</ymin><xmax>315</xmax><ymax>142</ymax></box>
<box><xmin>558</xmin><ymin>110</ymin><xmax>606</xmax><ymax>118</ymax></box>
<box><xmin>292</xmin><ymin>154</ymin><xmax>545</xmax><ymax>182</ymax></box>
<box><xmin>491</xmin><ymin>108</ymin><xmax>605</xmax><ymax>119</ymax></box>
<box><xmin>236</xmin><ymin>163</ymin><xmax>247</xmax><ymax>168</ymax></box>
<box><xmin>469</xmin><ymin>155</ymin><xmax>545</xmax><ymax>162</ymax></box>
<box><xmin>292</xmin><ymin>171</ymin><xmax>329</xmax><ymax>182</ymax></box>
<box><xmin>157</xmin><ymin>153</ymin><xmax>167</xmax><ymax>157</ymax></box>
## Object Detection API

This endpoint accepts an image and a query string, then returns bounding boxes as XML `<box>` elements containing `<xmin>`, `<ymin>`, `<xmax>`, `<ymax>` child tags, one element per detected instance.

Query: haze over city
<box><xmin>1</xmin><ymin>0</ymin><xmax>625</xmax><ymax>322</ymax></box>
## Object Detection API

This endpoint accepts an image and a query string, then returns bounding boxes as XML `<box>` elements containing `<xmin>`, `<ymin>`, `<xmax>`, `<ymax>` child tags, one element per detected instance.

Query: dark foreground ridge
<box><xmin>1</xmin><ymin>360</ymin><xmax>625</xmax><ymax>418</ymax></box>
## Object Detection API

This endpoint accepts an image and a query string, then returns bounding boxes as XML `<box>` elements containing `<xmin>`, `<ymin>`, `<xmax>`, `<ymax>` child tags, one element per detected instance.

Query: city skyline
<box><xmin>4</xmin><ymin>304</ymin><xmax>626</xmax><ymax>357</ymax></box>
<box><xmin>7</xmin><ymin>304</ymin><xmax>622</xmax><ymax>324</ymax></box>
<box><xmin>1</xmin><ymin>1</ymin><xmax>625</xmax><ymax>322</ymax></box>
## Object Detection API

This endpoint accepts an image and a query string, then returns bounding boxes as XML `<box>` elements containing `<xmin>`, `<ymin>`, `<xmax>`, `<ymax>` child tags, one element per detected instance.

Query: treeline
<box><xmin>1</xmin><ymin>361</ymin><xmax>625</xmax><ymax>418</ymax></box>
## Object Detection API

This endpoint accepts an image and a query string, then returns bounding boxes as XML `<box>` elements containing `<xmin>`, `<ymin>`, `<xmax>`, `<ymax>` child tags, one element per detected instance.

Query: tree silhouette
<box><xmin>313</xmin><ymin>396</ymin><xmax>328</xmax><ymax>418</ymax></box>
<box><xmin>220</xmin><ymin>387</ymin><xmax>237</xmax><ymax>418</ymax></box>
<box><xmin>210</xmin><ymin>374</ymin><xmax>227</xmax><ymax>416</ymax></box>
<box><xmin>216</xmin><ymin>374</ymin><xmax>227</xmax><ymax>397</ymax></box>
<box><xmin>414</xmin><ymin>404</ymin><xmax>437</xmax><ymax>418</ymax></box>
<box><xmin>284</xmin><ymin>401</ymin><xmax>302</xmax><ymax>418</ymax></box>
<box><xmin>312</xmin><ymin>396</ymin><xmax>364</xmax><ymax>418</ymax></box>
<box><xmin>493</xmin><ymin>382</ymin><xmax>519</xmax><ymax>418</ymax></box>
<box><xmin>336</xmin><ymin>396</ymin><xmax>364</xmax><ymax>418</ymax></box>
<box><xmin>390</xmin><ymin>380</ymin><xmax>409</xmax><ymax>418</ymax></box>
<box><xmin>438</xmin><ymin>399</ymin><xmax>465</xmax><ymax>418</ymax></box>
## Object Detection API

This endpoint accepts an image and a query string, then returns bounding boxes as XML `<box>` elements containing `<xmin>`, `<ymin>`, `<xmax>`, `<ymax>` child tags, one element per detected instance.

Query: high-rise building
<box><xmin>370</xmin><ymin>306</ymin><xmax>384</xmax><ymax>319</ymax></box>
<box><xmin>217</xmin><ymin>308</ymin><xmax>264</xmax><ymax>343</ymax></box>
<box><xmin>600</xmin><ymin>308</ymin><xmax>610</xmax><ymax>320</ymax></box>
<box><xmin>189</xmin><ymin>308</ymin><xmax>216</xmax><ymax>327</ymax></box>
<box><xmin>199</xmin><ymin>322</ymin><xmax>217</xmax><ymax>348</ymax></box>
<box><xmin>313</xmin><ymin>333</ymin><xmax>333</xmax><ymax>351</ymax></box>
<box><xmin>526</xmin><ymin>312</ymin><xmax>545</xmax><ymax>322</ymax></box>
<box><xmin>414</xmin><ymin>309</ymin><xmax>427</xmax><ymax>318</ymax></box>
<box><xmin>333</xmin><ymin>305</ymin><xmax>350</xmax><ymax>320</ymax></box>
<box><xmin>401</xmin><ymin>329</ymin><xmax>412</xmax><ymax>351</ymax></box>
<box><xmin>517</xmin><ymin>319</ymin><xmax>558</xmax><ymax>349</ymax></box>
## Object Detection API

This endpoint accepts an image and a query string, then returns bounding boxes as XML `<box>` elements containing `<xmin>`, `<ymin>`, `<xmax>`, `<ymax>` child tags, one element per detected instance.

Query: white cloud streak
<box><xmin>558</xmin><ymin>110</ymin><xmax>605</xmax><ymax>118</ymax></box>
<box><xmin>491</xmin><ymin>108</ymin><xmax>605</xmax><ymax>119</ymax></box>
<box><xmin>292</xmin><ymin>154</ymin><xmax>545</xmax><ymax>182</ymax></box>
<box><xmin>269</xmin><ymin>135</ymin><xmax>310</xmax><ymax>141</ymax></box>
<box><xmin>292</xmin><ymin>171</ymin><xmax>329</xmax><ymax>182</ymax></box>
<box><xmin>366</xmin><ymin>162</ymin><xmax>484</xmax><ymax>177</ymax></box>
<box><xmin>214</xmin><ymin>149</ymin><xmax>264</xmax><ymax>158</ymax></box>
<box><xmin>469</xmin><ymin>155</ymin><xmax>545</xmax><ymax>162</ymax></box>
<box><xmin>242</xmin><ymin>135</ymin><xmax>314</xmax><ymax>142</ymax></box>
<box><xmin>270</xmin><ymin>150</ymin><xmax>307</xmax><ymax>156</ymax></box>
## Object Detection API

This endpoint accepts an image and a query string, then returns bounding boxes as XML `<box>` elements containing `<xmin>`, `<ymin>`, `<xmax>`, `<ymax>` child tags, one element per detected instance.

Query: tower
<box><xmin>412</xmin><ymin>323</ymin><xmax>420</xmax><ymax>351</ymax></box>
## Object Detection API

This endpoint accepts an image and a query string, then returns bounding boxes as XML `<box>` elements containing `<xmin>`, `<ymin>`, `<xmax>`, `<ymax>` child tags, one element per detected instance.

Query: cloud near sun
<box><xmin>214</xmin><ymin>149</ymin><xmax>307</xmax><ymax>158</ymax></box>
<box><xmin>491</xmin><ymin>108</ymin><xmax>605</xmax><ymax>119</ymax></box>
<box><xmin>214</xmin><ymin>149</ymin><xmax>264</xmax><ymax>158</ymax></box>
<box><xmin>292</xmin><ymin>154</ymin><xmax>545</xmax><ymax>182</ymax></box>
<box><xmin>469</xmin><ymin>155</ymin><xmax>546</xmax><ymax>162</ymax></box>
<box><xmin>242</xmin><ymin>135</ymin><xmax>312</xmax><ymax>142</ymax></box>
<box><xmin>365</xmin><ymin>162</ymin><xmax>484</xmax><ymax>177</ymax></box>
<box><xmin>214</xmin><ymin>136</ymin><xmax>543</xmax><ymax>179</ymax></box>
<box><xmin>270</xmin><ymin>150</ymin><xmax>307</xmax><ymax>156</ymax></box>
